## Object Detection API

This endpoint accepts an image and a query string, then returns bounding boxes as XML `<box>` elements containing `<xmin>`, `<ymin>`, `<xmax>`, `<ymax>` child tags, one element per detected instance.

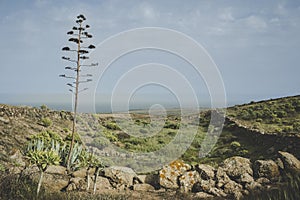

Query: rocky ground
<box><xmin>0</xmin><ymin>98</ymin><xmax>300</xmax><ymax>199</ymax></box>
<box><xmin>2</xmin><ymin>149</ymin><xmax>300</xmax><ymax>200</ymax></box>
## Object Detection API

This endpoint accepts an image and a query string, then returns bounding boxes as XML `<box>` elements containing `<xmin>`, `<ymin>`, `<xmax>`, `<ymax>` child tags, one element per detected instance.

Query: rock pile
<box><xmin>7</xmin><ymin>151</ymin><xmax>300</xmax><ymax>199</ymax></box>
<box><xmin>158</xmin><ymin>151</ymin><xmax>300</xmax><ymax>199</ymax></box>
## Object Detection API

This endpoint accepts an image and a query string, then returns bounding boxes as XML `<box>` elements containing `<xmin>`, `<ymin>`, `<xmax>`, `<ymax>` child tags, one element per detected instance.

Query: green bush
<box><xmin>89</xmin><ymin>137</ymin><xmax>110</xmax><ymax>149</ymax></box>
<box><xmin>256</xmin><ymin>118</ymin><xmax>263</xmax><ymax>122</ymax></box>
<box><xmin>41</xmin><ymin>117</ymin><xmax>52</xmax><ymax>127</ymax></box>
<box><xmin>104</xmin><ymin>122</ymin><xmax>121</xmax><ymax>130</ymax></box>
<box><xmin>283</xmin><ymin>126</ymin><xmax>293</xmax><ymax>133</ymax></box>
<box><xmin>276</xmin><ymin>110</ymin><xmax>287</xmax><ymax>118</ymax></box>
<box><xmin>164</xmin><ymin>121</ymin><xmax>180</xmax><ymax>129</ymax></box>
<box><xmin>239</xmin><ymin>149</ymin><xmax>249</xmax><ymax>156</ymax></box>
<box><xmin>65</xmin><ymin>132</ymin><xmax>82</xmax><ymax>144</ymax></box>
<box><xmin>0</xmin><ymin>163</ymin><xmax>5</xmax><ymax>172</ymax></box>
<box><xmin>40</xmin><ymin>104</ymin><xmax>48</xmax><ymax>110</ymax></box>
<box><xmin>230</xmin><ymin>141</ymin><xmax>241</xmax><ymax>149</ymax></box>
<box><xmin>101</xmin><ymin>130</ymin><xmax>118</xmax><ymax>142</ymax></box>
<box><xmin>293</xmin><ymin>122</ymin><xmax>300</xmax><ymax>132</ymax></box>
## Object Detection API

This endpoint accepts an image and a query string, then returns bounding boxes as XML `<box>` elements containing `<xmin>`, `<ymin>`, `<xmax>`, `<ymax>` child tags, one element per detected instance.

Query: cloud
<box><xmin>141</xmin><ymin>4</ymin><xmax>158</xmax><ymax>20</ymax></box>
<box><xmin>244</xmin><ymin>15</ymin><xmax>267</xmax><ymax>31</ymax></box>
<box><xmin>275</xmin><ymin>2</ymin><xmax>287</xmax><ymax>15</ymax></box>
<box><xmin>34</xmin><ymin>0</ymin><xmax>50</xmax><ymax>8</ymax></box>
<box><xmin>219</xmin><ymin>8</ymin><xmax>235</xmax><ymax>22</ymax></box>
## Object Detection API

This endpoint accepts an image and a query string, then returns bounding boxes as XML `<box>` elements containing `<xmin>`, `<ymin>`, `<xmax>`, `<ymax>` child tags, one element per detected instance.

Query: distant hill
<box><xmin>227</xmin><ymin>95</ymin><xmax>300</xmax><ymax>136</ymax></box>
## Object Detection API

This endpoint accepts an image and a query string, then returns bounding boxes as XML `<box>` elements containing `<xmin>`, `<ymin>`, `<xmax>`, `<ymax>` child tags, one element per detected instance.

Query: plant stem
<box><xmin>93</xmin><ymin>167</ymin><xmax>100</xmax><ymax>194</ymax></box>
<box><xmin>66</xmin><ymin>21</ymin><xmax>82</xmax><ymax>171</ymax></box>
<box><xmin>86</xmin><ymin>167</ymin><xmax>90</xmax><ymax>191</ymax></box>
<box><xmin>37</xmin><ymin>170</ymin><xmax>44</xmax><ymax>197</ymax></box>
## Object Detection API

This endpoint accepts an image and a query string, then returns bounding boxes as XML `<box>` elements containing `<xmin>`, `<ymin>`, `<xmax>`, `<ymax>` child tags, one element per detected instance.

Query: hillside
<box><xmin>227</xmin><ymin>95</ymin><xmax>300</xmax><ymax>136</ymax></box>
<box><xmin>0</xmin><ymin>104</ymin><xmax>73</xmax><ymax>170</ymax></box>
<box><xmin>0</xmin><ymin>96</ymin><xmax>300</xmax><ymax>200</ymax></box>
<box><xmin>0</xmin><ymin>95</ymin><xmax>299</xmax><ymax>171</ymax></box>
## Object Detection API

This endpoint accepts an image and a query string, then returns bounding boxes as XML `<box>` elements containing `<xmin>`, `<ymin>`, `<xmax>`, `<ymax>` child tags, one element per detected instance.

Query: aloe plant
<box><xmin>26</xmin><ymin>150</ymin><xmax>61</xmax><ymax>196</ymax></box>
<box><xmin>23</xmin><ymin>130</ymin><xmax>66</xmax><ymax>196</ymax></box>
<box><xmin>24</xmin><ymin>131</ymin><xmax>64</xmax><ymax>197</ymax></box>
<box><xmin>60</xmin><ymin>141</ymin><xmax>83</xmax><ymax>171</ymax></box>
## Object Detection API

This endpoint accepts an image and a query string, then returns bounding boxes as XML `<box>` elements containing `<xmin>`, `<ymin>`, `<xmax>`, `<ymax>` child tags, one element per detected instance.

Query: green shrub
<box><xmin>0</xmin><ymin>163</ymin><xmax>5</xmax><ymax>172</ymax></box>
<box><xmin>105</xmin><ymin>122</ymin><xmax>121</xmax><ymax>130</ymax></box>
<box><xmin>230</xmin><ymin>141</ymin><xmax>241</xmax><ymax>149</ymax></box>
<box><xmin>256</xmin><ymin>118</ymin><xmax>263</xmax><ymax>122</ymax></box>
<box><xmin>239</xmin><ymin>149</ymin><xmax>249</xmax><ymax>156</ymax></box>
<box><xmin>62</xmin><ymin>128</ymin><xmax>69</xmax><ymax>132</ymax></box>
<box><xmin>167</xmin><ymin>131</ymin><xmax>176</xmax><ymax>136</ymax></box>
<box><xmin>102</xmin><ymin>130</ymin><xmax>118</xmax><ymax>142</ymax></box>
<box><xmin>89</xmin><ymin>137</ymin><xmax>110</xmax><ymax>149</ymax></box>
<box><xmin>283</xmin><ymin>126</ymin><xmax>293</xmax><ymax>133</ymax></box>
<box><xmin>41</xmin><ymin>117</ymin><xmax>52</xmax><ymax>127</ymax></box>
<box><xmin>65</xmin><ymin>132</ymin><xmax>82</xmax><ymax>144</ymax></box>
<box><xmin>292</xmin><ymin>121</ymin><xmax>300</xmax><ymax>131</ymax></box>
<box><xmin>164</xmin><ymin>121</ymin><xmax>180</xmax><ymax>129</ymax></box>
<box><xmin>277</xmin><ymin>110</ymin><xmax>287</xmax><ymax>118</ymax></box>
<box><xmin>40</xmin><ymin>104</ymin><xmax>48</xmax><ymax>110</ymax></box>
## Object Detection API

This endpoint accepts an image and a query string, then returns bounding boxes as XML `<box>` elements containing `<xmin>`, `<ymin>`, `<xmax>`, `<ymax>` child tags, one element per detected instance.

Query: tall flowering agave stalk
<box><xmin>60</xmin><ymin>14</ymin><xmax>97</xmax><ymax>171</ymax></box>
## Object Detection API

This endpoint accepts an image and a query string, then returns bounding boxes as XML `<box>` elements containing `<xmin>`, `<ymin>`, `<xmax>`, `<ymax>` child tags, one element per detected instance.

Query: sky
<box><xmin>0</xmin><ymin>0</ymin><xmax>300</xmax><ymax>110</ymax></box>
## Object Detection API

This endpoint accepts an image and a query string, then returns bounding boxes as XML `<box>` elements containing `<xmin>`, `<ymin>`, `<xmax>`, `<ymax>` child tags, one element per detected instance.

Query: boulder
<box><xmin>72</xmin><ymin>167</ymin><xmax>96</xmax><ymax>178</ymax></box>
<box><xmin>223</xmin><ymin>180</ymin><xmax>243</xmax><ymax>195</ymax></box>
<box><xmin>45</xmin><ymin>173</ymin><xmax>69</xmax><ymax>191</ymax></box>
<box><xmin>275</xmin><ymin>158</ymin><xmax>284</xmax><ymax>170</ymax></box>
<box><xmin>222</xmin><ymin>156</ymin><xmax>253</xmax><ymax>182</ymax></box>
<box><xmin>278</xmin><ymin>151</ymin><xmax>300</xmax><ymax>172</ymax></box>
<box><xmin>197</xmin><ymin>179</ymin><xmax>216</xmax><ymax>193</ymax></box>
<box><xmin>256</xmin><ymin>177</ymin><xmax>270</xmax><ymax>185</ymax></box>
<box><xmin>207</xmin><ymin>187</ymin><xmax>227</xmax><ymax>197</ymax></box>
<box><xmin>22</xmin><ymin>166</ymin><xmax>69</xmax><ymax>191</ymax></box>
<box><xmin>193</xmin><ymin>179</ymin><xmax>226</xmax><ymax>197</ymax></box>
<box><xmin>137</xmin><ymin>174</ymin><xmax>160</xmax><ymax>189</ymax></box>
<box><xmin>133</xmin><ymin>183</ymin><xmax>155</xmax><ymax>191</ymax></box>
<box><xmin>136</xmin><ymin>175</ymin><xmax>147</xmax><ymax>183</ymax></box>
<box><xmin>46</xmin><ymin>165</ymin><xmax>67</xmax><ymax>175</ymax></box>
<box><xmin>66</xmin><ymin>182</ymin><xmax>77</xmax><ymax>191</ymax></box>
<box><xmin>66</xmin><ymin>177</ymin><xmax>85</xmax><ymax>191</ymax></box>
<box><xmin>253</xmin><ymin>160</ymin><xmax>280</xmax><ymax>181</ymax></box>
<box><xmin>195</xmin><ymin>164</ymin><xmax>215</xmax><ymax>180</ymax></box>
<box><xmin>216</xmin><ymin>167</ymin><xmax>231</xmax><ymax>188</ymax></box>
<box><xmin>72</xmin><ymin>168</ymin><xmax>87</xmax><ymax>178</ymax></box>
<box><xmin>159</xmin><ymin>160</ymin><xmax>191</xmax><ymax>189</ymax></box>
<box><xmin>103</xmin><ymin>166</ymin><xmax>137</xmax><ymax>188</ymax></box>
<box><xmin>179</xmin><ymin>170</ymin><xmax>200</xmax><ymax>192</ymax></box>
<box><xmin>240</xmin><ymin>173</ymin><xmax>254</xmax><ymax>184</ymax></box>
<box><xmin>194</xmin><ymin>192</ymin><xmax>214</xmax><ymax>199</ymax></box>
<box><xmin>93</xmin><ymin>176</ymin><xmax>113</xmax><ymax>190</ymax></box>
<box><xmin>67</xmin><ymin>175</ymin><xmax>112</xmax><ymax>191</ymax></box>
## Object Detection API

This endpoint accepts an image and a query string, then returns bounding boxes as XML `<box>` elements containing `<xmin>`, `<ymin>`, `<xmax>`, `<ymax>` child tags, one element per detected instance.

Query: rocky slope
<box><xmin>0</xmin><ymin>104</ymin><xmax>73</xmax><ymax>170</ymax></box>
<box><xmin>0</xmin><ymin>95</ymin><xmax>300</xmax><ymax>199</ymax></box>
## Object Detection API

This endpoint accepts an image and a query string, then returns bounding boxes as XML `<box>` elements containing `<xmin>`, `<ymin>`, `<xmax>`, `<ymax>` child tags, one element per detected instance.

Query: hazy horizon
<box><xmin>0</xmin><ymin>93</ymin><xmax>298</xmax><ymax>113</ymax></box>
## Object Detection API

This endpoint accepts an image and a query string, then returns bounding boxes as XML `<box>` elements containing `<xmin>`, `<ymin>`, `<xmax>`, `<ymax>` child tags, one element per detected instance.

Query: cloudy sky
<box><xmin>0</xmin><ymin>0</ymin><xmax>299</xmax><ymax>109</ymax></box>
